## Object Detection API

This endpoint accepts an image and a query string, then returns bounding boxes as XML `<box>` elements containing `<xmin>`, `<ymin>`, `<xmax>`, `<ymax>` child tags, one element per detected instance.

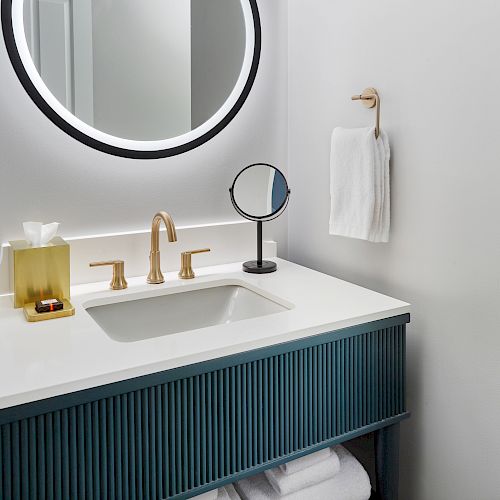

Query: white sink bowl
<box><xmin>84</xmin><ymin>282</ymin><xmax>290</xmax><ymax>342</ymax></box>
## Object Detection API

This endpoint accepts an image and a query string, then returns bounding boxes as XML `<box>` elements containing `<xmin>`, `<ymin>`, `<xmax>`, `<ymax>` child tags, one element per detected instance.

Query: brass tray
<box><xmin>23</xmin><ymin>299</ymin><xmax>75</xmax><ymax>322</ymax></box>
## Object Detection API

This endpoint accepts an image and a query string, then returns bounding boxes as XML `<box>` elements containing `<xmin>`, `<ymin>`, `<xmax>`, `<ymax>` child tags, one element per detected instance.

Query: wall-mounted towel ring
<box><xmin>351</xmin><ymin>87</ymin><xmax>380</xmax><ymax>139</ymax></box>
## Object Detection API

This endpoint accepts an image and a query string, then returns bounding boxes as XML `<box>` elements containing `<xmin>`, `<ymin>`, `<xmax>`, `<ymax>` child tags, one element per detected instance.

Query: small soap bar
<box><xmin>35</xmin><ymin>298</ymin><xmax>64</xmax><ymax>313</ymax></box>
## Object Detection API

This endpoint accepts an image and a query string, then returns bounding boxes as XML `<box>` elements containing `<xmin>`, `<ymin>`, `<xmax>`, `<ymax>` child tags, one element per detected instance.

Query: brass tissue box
<box><xmin>9</xmin><ymin>236</ymin><xmax>70</xmax><ymax>309</ymax></box>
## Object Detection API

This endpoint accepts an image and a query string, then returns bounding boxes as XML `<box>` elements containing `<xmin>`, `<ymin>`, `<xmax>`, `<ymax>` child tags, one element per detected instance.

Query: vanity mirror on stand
<box><xmin>230</xmin><ymin>163</ymin><xmax>290</xmax><ymax>273</ymax></box>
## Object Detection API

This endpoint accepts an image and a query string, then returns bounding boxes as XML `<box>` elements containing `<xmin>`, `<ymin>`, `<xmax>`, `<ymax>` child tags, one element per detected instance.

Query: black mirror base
<box><xmin>242</xmin><ymin>260</ymin><xmax>277</xmax><ymax>274</ymax></box>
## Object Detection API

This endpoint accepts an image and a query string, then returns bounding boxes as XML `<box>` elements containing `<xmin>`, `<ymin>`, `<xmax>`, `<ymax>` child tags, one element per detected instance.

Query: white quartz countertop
<box><xmin>0</xmin><ymin>259</ymin><xmax>410</xmax><ymax>410</ymax></box>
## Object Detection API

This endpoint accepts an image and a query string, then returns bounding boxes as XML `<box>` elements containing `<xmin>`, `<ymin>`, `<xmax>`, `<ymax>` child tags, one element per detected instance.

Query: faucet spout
<box><xmin>147</xmin><ymin>211</ymin><xmax>177</xmax><ymax>284</ymax></box>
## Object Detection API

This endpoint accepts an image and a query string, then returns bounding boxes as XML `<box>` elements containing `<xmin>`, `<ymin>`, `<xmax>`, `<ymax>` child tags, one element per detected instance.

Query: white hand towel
<box><xmin>278</xmin><ymin>447</ymin><xmax>332</xmax><ymax>475</ymax></box>
<box><xmin>329</xmin><ymin>127</ymin><xmax>390</xmax><ymax>242</ymax></box>
<box><xmin>265</xmin><ymin>449</ymin><xmax>340</xmax><ymax>495</ymax></box>
<box><xmin>235</xmin><ymin>445</ymin><xmax>371</xmax><ymax>500</ymax></box>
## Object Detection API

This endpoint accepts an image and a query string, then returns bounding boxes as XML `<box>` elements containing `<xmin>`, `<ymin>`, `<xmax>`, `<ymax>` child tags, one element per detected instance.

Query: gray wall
<box><xmin>191</xmin><ymin>0</ymin><xmax>245</xmax><ymax>128</ymax></box>
<box><xmin>92</xmin><ymin>0</ymin><xmax>191</xmax><ymax>140</ymax></box>
<box><xmin>0</xmin><ymin>1</ymin><xmax>288</xmax><ymax>258</ymax></box>
<box><xmin>287</xmin><ymin>1</ymin><xmax>500</xmax><ymax>499</ymax></box>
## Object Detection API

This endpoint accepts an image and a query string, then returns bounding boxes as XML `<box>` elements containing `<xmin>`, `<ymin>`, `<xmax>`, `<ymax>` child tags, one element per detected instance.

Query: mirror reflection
<box><xmin>232</xmin><ymin>164</ymin><xmax>289</xmax><ymax>218</ymax></box>
<box><xmin>22</xmin><ymin>0</ymin><xmax>246</xmax><ymax>140</ymax></box>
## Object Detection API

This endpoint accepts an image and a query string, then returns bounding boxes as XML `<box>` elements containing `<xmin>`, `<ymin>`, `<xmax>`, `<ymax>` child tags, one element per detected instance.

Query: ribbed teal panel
<box><xmin>0</xmin><ymin>323</ymin><xmax>406</xmax><ymax>500</ymax></box>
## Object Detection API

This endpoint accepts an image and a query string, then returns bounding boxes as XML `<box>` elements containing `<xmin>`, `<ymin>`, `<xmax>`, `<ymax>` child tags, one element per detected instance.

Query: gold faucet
<box><xmin>147</xmin><ymin>211</ymin><xmax>178</xmax><ymax>284</ymax></box>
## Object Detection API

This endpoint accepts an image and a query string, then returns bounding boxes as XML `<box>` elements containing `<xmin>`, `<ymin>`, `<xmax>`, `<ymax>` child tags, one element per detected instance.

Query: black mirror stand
<box><xmin>242</xmin><ymin>221</ymin><xmax>277</xmax><ymax>274</ymax></box>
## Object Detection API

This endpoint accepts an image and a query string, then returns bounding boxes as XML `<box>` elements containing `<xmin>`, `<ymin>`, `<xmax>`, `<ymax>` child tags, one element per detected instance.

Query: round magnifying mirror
<box><xmin>230</xmin><ymin>163</ymin><xmax>290</xmax><ymax>273</ymax></box>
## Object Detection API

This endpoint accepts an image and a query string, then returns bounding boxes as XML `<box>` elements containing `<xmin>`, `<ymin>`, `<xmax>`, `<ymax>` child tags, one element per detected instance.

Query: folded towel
<box><xmin>329</xmin><ymin>127</ymin><xmax>390</xmax><ymax>242</ymax></box>
<box><xmin>235</xmin><ymin>445</ymin><xmax>371</xmax><ymax>500</ymax></box>
<box><xmin>278</xmin><ymin>447</ymin><xmax>332</xmax><ymax>475</ymax></box>
<box><xmin>193</xmin><ymin>488</ymin><xmax>219</xmax><ymax>500</ymax></box>
<box><xmin>265</xmin><ymin>449</ymin><xmax>340</xmax><ymax>495</ymax></box>
<box><xmin>217</xmin><ymin>488</ymin><xmax>230</xmax><ymax>500</ymax></box>
<box><xmin>192</xmin><ymin>484</ymin><xmax>240</xmax><ymax>499</ymax></box>
<box><xmin>218</xmin><ymin>484</ymin><xmax>241</xmax><ymax>499</ymax></box>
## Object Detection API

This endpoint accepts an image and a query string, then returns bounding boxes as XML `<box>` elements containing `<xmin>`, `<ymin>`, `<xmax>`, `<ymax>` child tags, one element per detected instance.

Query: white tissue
<box><xmin>23</xmin><ymin>222</ymin><xmax>59</xmax><ymax>247</ymax></box>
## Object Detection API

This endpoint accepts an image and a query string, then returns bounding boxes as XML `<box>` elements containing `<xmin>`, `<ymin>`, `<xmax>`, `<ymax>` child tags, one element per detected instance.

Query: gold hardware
<box><xmin>23</xmin><ymin>299</ymin><xmax>75</xmax><ymax>322</ymax></box>
<box><xmin>351</xmin><ymin>87</ymin><xmax>381</xmax><ymax>139</ymax></box>
<box><xmin>89</xmin><ymin>260</ymin><xmax>128</xmax><ymax>290</ymax></box>
<box><xmin>9</xmin><ymin>236</ymin><xmax>70</xmax><ymax>309</ymax></box>
<box><xmin>147</xmin><ymin>211</ymin><xmax>178</xmax><ymax>284</ymax></box>
<box><xmin>178</xmin><ymin>248</ymin><xmax>211</xmax><ymax>279</ymax></box>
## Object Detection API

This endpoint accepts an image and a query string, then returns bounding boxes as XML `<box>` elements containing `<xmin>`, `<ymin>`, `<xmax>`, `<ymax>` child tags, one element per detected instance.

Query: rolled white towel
<box><xmin>220</xmin><ymin>484</ymin><xmax>241</xmax><ymax>499</ymax></box>
<box><xmin>265</xmin><ymin>449</ymin><xmax>340</xmax><ymax>495</ymax></box>
<box><xmin>192</xmin><ymin>488</ymin><xmax>219</xmax><ymax>500</ymax></box>
<box><xmin>279</xmin><ymin>447</ymin><xmax>332</xmax><ymax>475</ymax></box>
<box><xmin>235</xmin><ymin>445</ymin><xmax>371</xmax><ymax>500</ymax></box>
<box><xmin>217</xmin><ymin>488</ymin><xmax>230</xmax><ymax>500</ymax></box>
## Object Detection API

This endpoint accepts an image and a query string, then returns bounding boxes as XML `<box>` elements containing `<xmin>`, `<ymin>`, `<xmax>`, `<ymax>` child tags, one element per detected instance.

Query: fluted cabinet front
<box><xmin>0</xmin><ymin>316</ymin><xmax>409</xmax><ymax>500</ymax></box>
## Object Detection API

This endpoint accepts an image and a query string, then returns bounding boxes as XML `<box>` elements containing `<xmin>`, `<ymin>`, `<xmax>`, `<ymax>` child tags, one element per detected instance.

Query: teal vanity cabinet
<box><xmin>0</xmin><ymin>314</ymin><xmax>409</xmax><ymax>500</ymax></box>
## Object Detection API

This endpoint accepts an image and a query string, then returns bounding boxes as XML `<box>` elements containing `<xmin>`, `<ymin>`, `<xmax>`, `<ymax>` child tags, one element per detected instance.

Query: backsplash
<box><xmin>0</xmin><ymin>221</ymin><xmax>277</xmax><ymax>295</ymax></box>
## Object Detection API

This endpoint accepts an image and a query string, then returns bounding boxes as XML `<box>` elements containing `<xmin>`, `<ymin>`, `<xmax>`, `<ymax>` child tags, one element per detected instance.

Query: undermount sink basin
<box><xmin>84</xmin><ymin>283</ymin><xmax>290</xmax><ymax>342</ymax></box>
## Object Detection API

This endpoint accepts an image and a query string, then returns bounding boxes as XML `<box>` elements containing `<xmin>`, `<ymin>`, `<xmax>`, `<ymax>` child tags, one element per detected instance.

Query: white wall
<box><xmin>0</xmin><ymin>1</ymin><xmax>288</xmax><ymax>260</ymax></box>
<box><xmin>287</xmin><ymin>1</ymin><xmax>500</xmax><ymax>499</ymax></box>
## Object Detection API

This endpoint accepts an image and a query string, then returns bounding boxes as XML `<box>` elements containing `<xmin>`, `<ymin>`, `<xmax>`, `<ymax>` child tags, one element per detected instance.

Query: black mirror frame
<box><xmin>229</xmin><ymin>163</ymin><xmax>291</xmax><ymax>222</ymax></box>
<box><xmin>1</xmin><ymin>0</ymin><xmax>261</xmax><ymax>159</ymax></box>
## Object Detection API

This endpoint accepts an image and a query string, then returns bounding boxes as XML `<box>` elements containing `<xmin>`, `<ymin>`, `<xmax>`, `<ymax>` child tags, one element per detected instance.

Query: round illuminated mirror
<box><xmin>230</xmin><ymin>163</ymin><xmax>290</xmax><ymax>273</ymax></box>
<box><xmin>1</xmin><ymin>0</ymin><xmax>260</xmax><ymax>158</ymax></box>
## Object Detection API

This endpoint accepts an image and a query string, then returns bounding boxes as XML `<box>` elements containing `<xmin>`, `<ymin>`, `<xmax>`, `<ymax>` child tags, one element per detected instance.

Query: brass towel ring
<box><xmin>351</xmin><ymin>87</ymin><xmax>380</xmax><ymax>139</ymax></box>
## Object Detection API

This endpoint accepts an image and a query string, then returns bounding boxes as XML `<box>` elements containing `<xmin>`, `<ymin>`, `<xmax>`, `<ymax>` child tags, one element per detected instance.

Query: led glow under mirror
<box><xmin>1</xmin><ymin>0</ymin><xmax>261</xmax><ymax>158</ymax></box>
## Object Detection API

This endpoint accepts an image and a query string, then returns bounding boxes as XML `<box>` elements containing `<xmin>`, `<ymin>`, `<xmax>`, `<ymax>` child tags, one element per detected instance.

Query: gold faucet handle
<box><xmin>89</xmin><ymin>260</ymin><xmax>128</xmax><ymax>290</ymax></box>
<box><xmin>178</xmin><ymin>248</ymin><xmax>211</xmax><ymax>279</ymax></box>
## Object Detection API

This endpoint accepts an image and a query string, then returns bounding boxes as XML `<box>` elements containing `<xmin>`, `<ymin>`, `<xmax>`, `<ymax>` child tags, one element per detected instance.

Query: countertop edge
<box><xmin>0</xmin><ymin>307</ymin><xmax>410</xmax><ymax>411</ymax></box>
